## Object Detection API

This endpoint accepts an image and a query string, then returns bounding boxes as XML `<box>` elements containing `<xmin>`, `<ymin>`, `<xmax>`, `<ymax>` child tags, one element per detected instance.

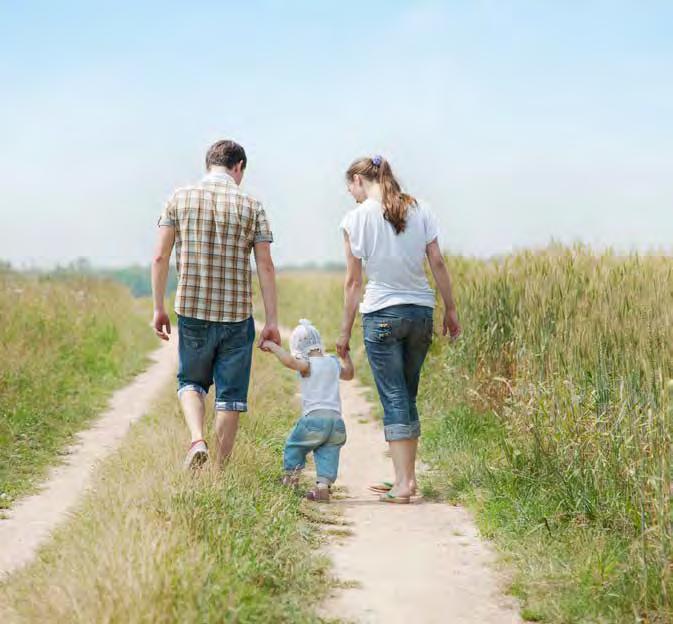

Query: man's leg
<box><xmin>180</xmin><ymin>390</ymin><xmax>206</xmax><ymax>442</ymax></box>
<box><xmin>212</xmin><ymin>317</ymin><xmax>256</xmax><ymax>466</ymax></box>
<box><xmin>176</xmin><ymin>315</ymin><xmax>215</xmax><ymax>468</ymax></box>
<box><xmin>214</xmin><ymin>410</ymin><xmax>240</xmax><ymax>467</ymax></box>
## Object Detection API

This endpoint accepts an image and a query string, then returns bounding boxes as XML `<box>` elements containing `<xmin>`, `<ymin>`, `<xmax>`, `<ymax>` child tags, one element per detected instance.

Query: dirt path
<box><xmin>1</xmin><ymin>321</ymin><xmax>522</xmax><ymax>621</ymax></box>
<box><xmin>0</xmin><ymin>338</ymin><xmax>176</xmax><ymax>579</ymax></box>
<box><xmin>318</xmin><ymin>375</ymin><xmax>523</xmax><ymax>623</ymax></box>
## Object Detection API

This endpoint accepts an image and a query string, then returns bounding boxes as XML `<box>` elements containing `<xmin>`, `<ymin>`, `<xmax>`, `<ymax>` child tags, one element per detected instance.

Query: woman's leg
<box><xmin>388</xmin><ymin>439</ymin><xmax>417</xmax><ymax>497</ymax></box>
<box><xmin>399</xmin><ymin>310</ymin><xmax>433</xmax><ymax>494</ymax></box>
<box><xmin>363</xmin><ymin>312</ymin><xmax>417</xmax><ymax>498</ymax></box>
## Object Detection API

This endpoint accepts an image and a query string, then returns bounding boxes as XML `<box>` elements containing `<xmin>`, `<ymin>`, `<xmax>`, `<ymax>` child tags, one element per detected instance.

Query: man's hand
<box><xmin>443</xmin><ymin>307</ymin><xmax>461</xmax><ymax>340</ymax></box>
<box><xmin>258</xmin><ymin>323</ymin><xmax>281</xmax><ymax>351</ymax></box>
<box><xmin>153</xmin><ymin>309</ymin><xmax>171</xmax><ymax>341</ymax></box>
<box><xmin>336</xmin><ymin>333</ymin><xmax>351</xmax><ymax>358</ymax></box>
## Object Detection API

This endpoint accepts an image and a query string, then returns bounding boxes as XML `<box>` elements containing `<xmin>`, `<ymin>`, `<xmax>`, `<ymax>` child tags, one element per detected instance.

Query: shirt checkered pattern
<box><xmin>158</xmin><ymin>172</ymin><xmax>273</xmax><ymax>322</ymax></box>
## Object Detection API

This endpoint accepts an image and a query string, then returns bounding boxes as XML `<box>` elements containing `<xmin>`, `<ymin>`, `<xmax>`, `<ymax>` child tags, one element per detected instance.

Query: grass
<box><xmin>0</xmin><ymin>272</ymin><xmax>156</xmax><ymax>504</ymax></box>
<box><xmin>0</xmin><ymin>343</ymin><xmax>330</xmax><ymax>623</ymax></box>
<box><xmin>274</xmin><ymin>248</ymin><xmax>673</xmax><ymax>623</ymax></box>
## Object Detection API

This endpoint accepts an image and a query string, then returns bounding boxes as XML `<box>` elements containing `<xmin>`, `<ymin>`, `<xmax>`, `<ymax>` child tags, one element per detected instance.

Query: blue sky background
<box><xmin>1</xmin><ymin>1</ymin><xmax>672</xmax><ymax>267</ymax></box>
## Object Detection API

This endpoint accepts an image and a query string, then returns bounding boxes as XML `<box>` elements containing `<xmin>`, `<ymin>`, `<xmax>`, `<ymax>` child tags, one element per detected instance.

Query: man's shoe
<box><xmin>183</xmin><ymin>439</ymin><xmax>209</xmax><ymax>470</ymax></box>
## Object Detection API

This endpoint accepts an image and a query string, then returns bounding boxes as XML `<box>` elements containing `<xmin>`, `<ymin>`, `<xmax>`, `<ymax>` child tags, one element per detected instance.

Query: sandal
<box><xmin>368</xmin><ymin>481</ymin><xmax>394</xmax><ymax>494</ymax></box>
<box><xmin>379</xmin><ymin>492</ymin><xmax>411</xmax><ymax>504</ymax></box>
<box><xmin>369</xmin><ymin>482</ymin><xmax>419</xmax><ymax>497</ymax></box>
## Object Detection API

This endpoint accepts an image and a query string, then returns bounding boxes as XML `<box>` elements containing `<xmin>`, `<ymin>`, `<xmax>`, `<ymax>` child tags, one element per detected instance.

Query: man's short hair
<box><xmin>205</xmin><ymin>140</ymin><xmax>247</xmax><ymax>170</ymax></box>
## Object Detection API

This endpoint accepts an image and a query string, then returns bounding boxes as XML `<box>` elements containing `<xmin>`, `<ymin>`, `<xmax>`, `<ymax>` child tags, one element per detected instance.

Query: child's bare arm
<box><xmin>262</xmin><ymin>340</ymin><xmax>310</xmax><ymax>375</ymax></box>
<box><xmin>339</xmin><ymin>352</ymin><xmax>355</xmax><ymax>381</ymax></box>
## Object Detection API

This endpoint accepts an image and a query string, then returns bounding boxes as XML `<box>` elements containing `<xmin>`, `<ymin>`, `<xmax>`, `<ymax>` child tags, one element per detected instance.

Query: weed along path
<box><xmin>0</xmin><ymin>338</ymin><xmax>177</xmax><ymax>579</ymax></box>
<box><xmin>318</xmin><ymin>372</ymin><xmax>523</xmax><ymax>623</ymax></box>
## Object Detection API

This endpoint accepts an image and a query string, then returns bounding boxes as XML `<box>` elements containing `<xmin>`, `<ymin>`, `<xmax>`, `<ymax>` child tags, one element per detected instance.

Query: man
<box><xmin>151</xmin><ymin>139</ymin><xmax>280</xmax><ymax>469</ymax></box>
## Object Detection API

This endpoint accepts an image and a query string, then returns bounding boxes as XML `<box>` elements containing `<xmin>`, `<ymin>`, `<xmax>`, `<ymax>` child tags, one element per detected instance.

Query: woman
<box><xmin>336</xmin><ymin>155</ymin><xmax>461</xmax><ymax>503</ymax></box>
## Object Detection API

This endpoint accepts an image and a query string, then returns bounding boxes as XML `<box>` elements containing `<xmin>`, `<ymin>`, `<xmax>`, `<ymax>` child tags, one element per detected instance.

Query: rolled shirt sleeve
<box><xmin>339</xmin><ymin>210</ymin><xmax>366</xmax><ymax>259</ymax></box>
<box><xmin>422</xmin><ymin>203</ymin><xmax>440</xmax><ymax>244</ymax></box>
<box><xmin>253</xmin><ymin>202</ymin><xmax>274</xmax><ymax>244</ymax></box>
<box><xmin>157</xmin><ymin>194</ymin><xmax>177</xmax><ymax>227</ymax></box>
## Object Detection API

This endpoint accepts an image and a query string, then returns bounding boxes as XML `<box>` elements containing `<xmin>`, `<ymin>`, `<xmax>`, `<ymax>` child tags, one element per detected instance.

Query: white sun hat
<box><xmin>289</xmin><ymin>319</ymin><xmax>324</xmax><ymax>360</ymax></box>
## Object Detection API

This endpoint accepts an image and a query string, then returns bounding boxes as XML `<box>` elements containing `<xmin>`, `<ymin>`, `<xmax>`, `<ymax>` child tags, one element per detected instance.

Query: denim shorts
<box><xmin>363</xmin><ymin>304</ymin><xmax>433</xmax><ymax>441</ymax></box>
<box><xmin>283</xmin><ymin>409</ymin><xmax>347</xmax><ymax>484</ymax></box>
<box><xmin>177</xmin><ymin>314</ymin><xmax>255</xmax><ymax>412</ymax></box>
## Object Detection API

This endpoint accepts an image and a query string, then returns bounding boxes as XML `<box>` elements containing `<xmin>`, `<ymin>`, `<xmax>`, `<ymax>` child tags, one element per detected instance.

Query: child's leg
<box><xmin>313</xmin><ymin>417</ymin><xmax>347</xmax><ymax>485</ymax></box>
<box><xmin>283</xmin><ymin>418</ymin><xmax>317</xmax><ymax>476</ymax></box>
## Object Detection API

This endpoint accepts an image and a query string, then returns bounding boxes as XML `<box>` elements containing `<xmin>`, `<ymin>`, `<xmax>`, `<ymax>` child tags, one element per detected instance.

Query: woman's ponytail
<box><xmin>377</xmin><ymin>158</ymin><xmax>415</xmax><ymax>234</ymax></box>
<box><xmin>346</xmin><ymin>155</ymin><xmax>416</xmax><ymax>234</ymax></box>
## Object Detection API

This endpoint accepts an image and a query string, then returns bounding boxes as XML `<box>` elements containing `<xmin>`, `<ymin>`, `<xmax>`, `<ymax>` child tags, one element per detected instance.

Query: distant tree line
<box><xmin>1</xmin><ymin>256</ymin><xmax>343</xmax><ymax>297</ymax></box>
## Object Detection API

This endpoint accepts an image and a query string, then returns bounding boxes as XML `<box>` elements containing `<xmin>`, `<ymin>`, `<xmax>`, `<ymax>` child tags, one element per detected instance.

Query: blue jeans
<box><xmin>283</xmin><ymin>409</ymin><xmax>347</xmax><ymax>484</ymax></box>
<box><xmin>363</xmin><ymin>304</ymin><xmax>433</xmax><ymax>441</ymax></box>
<box><xmin>177</xmin><ymin>315</ymin><xmax>255</xmax><ymax>412</ymax></box>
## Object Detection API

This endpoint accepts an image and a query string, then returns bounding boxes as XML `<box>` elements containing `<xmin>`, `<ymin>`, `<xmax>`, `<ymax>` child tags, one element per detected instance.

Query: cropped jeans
<box><xmin>363</xmin><ymin>304</ymin><xmax>433</xmax><ymax>441</ymax></box>
<box><xmin>283</xmin><ymin>409</ymin><xmax>347</xmax><ymax>484</ymax></box>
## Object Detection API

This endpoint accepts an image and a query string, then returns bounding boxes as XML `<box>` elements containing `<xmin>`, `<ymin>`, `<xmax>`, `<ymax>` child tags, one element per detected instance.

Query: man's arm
<box><xmin>337</xmin><ymin>232</ymin><xmax>363</xmax><ymax>357</ymax></box>
<box><xmin>253</xmin><ymin>241</ymin><xmax>280</xmax><ymax>348</ymax></box>
<box><xmin>151</xmin><ymin>225</ymin><xmax>176</xmax><ymax>341</ymax></box>
<box><xmin>261</xmin><ymin>340</ymin><xmax>310</xmax><ymax>375</ymax></box>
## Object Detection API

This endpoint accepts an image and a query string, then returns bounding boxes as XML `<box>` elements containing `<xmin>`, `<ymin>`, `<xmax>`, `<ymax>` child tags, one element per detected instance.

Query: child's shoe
<box><xmin>305</xmin><ymin>483</ymin><xmax>330</xmax><ymax>502</ymax></box>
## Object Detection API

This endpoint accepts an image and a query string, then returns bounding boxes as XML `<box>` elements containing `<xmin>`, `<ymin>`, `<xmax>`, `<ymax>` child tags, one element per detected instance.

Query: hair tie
<box><xmin>372</xmin><ymin>155</ymin><xmax>383</xmax><ymax>167</ymax></box>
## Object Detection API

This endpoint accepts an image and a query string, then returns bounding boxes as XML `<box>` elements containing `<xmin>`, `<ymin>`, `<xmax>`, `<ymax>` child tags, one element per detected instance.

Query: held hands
<box><xmin>258</xmin><ymin>324</ymin><xmax>281</xmax><ymax>351</ymax></box>
<box><xmin>260</xmin><ymin>339</ymin><xmax>279</xmax><ymax>353</ymax></box>
<box><xmin>443</xmin><ymin>307</ymin><xmax>461</xmax><ymax>340</ymax></box>
<box><xmin>336</xmin><ymin>333</ymin><xmax>350</xmax><ymax>358</ymax></box>
<box><xmin>153</xmin><ymin>309</ymin><xmax>171</xmax><ymax>341</ymax></box>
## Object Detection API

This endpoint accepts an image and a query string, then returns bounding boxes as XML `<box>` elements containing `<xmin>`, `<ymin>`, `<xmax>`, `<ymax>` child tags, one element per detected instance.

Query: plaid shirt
<box><xmin>158</xmin><ymin>171</ymin><xmax>273</xmax><ymax>322</ymax></box>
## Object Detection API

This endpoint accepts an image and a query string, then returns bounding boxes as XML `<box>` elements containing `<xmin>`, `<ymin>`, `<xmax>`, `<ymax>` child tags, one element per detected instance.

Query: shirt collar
<box><xmin>203</xmin><ymin>170</ymin><xmax>236</xmax><ymax>184</ymax></box>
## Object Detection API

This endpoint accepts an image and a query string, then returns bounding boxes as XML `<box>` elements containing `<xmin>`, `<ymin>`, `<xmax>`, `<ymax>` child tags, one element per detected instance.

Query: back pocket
<box><xmin>220</xmin><ymin>318</ymin><xmax>254</xmax><ymax>350</ymax></box>
<box><xmin>180</xmin><ymin>317</ymin><xmax>209</xmax><ymax>350</ymax></box>
<box><xmin>363</xmin><ymin>317</ymin><xmax>401</xmax><ymax>344</ymax></box>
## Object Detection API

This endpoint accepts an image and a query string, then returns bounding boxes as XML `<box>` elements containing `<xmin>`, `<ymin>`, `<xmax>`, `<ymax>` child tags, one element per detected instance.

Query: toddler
<box><xmin>262</xmin><ymin>319</ymin><xmax>354</xmax><ymax>502</ymax></box>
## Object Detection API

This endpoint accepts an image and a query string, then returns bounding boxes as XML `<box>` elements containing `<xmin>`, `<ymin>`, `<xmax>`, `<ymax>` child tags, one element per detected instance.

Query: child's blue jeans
<box><xmin>283</xmin><ymin>409</ymin><xmax>347</xmax><ymax>484</ymax></box>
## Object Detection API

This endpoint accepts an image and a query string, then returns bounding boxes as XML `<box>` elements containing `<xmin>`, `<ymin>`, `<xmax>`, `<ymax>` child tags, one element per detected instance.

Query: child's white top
<box><xmin>300</xmin><ymin>355</ymin><xmax>341</xmax><ymax>416</ymax></box>
<box><xmin>339</xmin><ymin>198</ymin><xmax>438</xmax><ymax>314</ymax></box>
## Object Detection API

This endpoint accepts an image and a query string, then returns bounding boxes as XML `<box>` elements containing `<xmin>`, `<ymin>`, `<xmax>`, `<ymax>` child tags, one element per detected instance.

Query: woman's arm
<box><xmin>261</xmin><ymin>340</ymin><xmax>310</xmax><ymax>375</ymax></box>
<box><xmin>426</xmin><ymin>240</ymin><xmax>461</xmax><ymax>339</ymax></box>
<box><xmin>337</xmin><ymin>232</ymin><xmax>363</xmax><ymax>357</ymax></box>
<box><xmin>339</xmin><ymin>352</ymin><xmax>355</xmax><ymax>381</ymax></box>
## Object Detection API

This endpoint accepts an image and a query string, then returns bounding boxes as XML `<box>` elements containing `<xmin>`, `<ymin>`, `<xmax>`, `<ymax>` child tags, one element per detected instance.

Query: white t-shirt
<box><xmin>339</xmin><ymin>199</ymin><xmax>438</xmax><ymax>314</ymax></box>
<box><xmin>299</xmin><ymin>355</ymin><xmax>342</xmax><ymax>416</ymax></box>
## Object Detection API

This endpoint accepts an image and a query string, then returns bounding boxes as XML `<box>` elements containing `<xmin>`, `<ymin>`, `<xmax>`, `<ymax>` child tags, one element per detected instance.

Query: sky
<box><xmin>1</xmin><ymin>1</ymin><xmax>672</xmax><ymax>268</ymax></box>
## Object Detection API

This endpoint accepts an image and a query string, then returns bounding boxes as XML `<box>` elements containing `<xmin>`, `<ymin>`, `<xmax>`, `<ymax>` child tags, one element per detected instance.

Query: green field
<box><xmin>274</xmin><ymin>248</ymin><xmax>673</xmax><ymax>623</ymax></box>
<box><xmin>4</xmin><ymin>251</ymin><xmax>672</xmax><ymax>622</ymax></box>
<box><xmin>0</xmin><ymin>272</ymin><xmax>156</xmax><ymax>504</ymax></box>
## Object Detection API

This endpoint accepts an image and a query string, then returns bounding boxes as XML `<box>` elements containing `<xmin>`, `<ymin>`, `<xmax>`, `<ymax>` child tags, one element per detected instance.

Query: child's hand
<box><xmin>260</xmin><ymin>340</ymin><xmax>277</xmax><ymax>353</ymax></box>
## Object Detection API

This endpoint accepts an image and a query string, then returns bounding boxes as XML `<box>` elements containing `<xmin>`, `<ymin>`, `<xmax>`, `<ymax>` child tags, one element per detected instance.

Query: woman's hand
<box><xmin>443</xmin><ymin>307</ymin><xmax>461</xmax><ymax>340</ymax></box>
<box><xmin>336</xmin><ymin>333</ymin><xmax>351</xmax><ymax>358</ymax></box>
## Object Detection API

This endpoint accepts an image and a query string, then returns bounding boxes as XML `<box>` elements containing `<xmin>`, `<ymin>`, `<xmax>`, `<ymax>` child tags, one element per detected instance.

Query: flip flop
<box><xmin>368</xmin><ymin>481</ymin><xmax>394</xmax><ymax>494</ymax></box>
<box><xmin>379</xmin><ymin>492</ymin><xmax>410</xmax><ymax>504</ymax></box>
